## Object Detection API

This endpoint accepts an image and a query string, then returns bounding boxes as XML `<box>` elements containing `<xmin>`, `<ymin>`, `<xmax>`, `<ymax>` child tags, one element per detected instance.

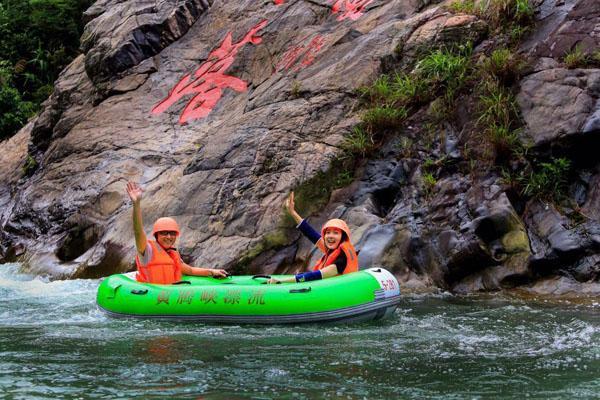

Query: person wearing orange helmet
<box><xmin>126</xmin><ymin>181</ymin><xmax>228</xmax><ymax>284</ymax></box>
<box><xmin>267</xmin><ymin>192</ymin><xmax>358</xmax><ymax>284</ymax></box>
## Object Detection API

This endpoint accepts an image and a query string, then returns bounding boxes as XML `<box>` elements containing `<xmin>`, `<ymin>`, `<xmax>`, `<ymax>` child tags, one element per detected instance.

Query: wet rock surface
<box><xmin>81</xmin><ymin>0</ymin><xmax>214</xmax><ymax>89</ymax></box>
<box><xmin>0</xmin><ymin>0</ymin><xmax>599</xmax><ymax>296</ymax></box>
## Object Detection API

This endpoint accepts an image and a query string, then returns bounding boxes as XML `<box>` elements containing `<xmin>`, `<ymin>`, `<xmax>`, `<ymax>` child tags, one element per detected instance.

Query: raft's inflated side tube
<box><xmin>96</xmin><ymin>267</ymin><xmax>401</xmax><ymax>324</ymax></box>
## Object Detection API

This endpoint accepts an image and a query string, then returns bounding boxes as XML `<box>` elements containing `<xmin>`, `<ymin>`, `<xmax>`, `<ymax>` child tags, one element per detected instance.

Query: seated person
<box><xmin>126</xmin><ymin>181</ymin><xmax>227</xmax><ymax>284</ymax></box>
<box><xmin>268</xmin><ymin>192</ymin><xmax>358</xmax><ymax>284</ymax></box>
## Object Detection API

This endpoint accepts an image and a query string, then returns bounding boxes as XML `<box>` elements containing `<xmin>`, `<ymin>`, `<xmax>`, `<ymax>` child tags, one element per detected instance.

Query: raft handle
<box><xmin>131</xmin><ymin>289</ymin><xmax>148</xmax><ymax>295</ymax></box>
<box><xmin>173</xmin><ymin>280</ymin><xmax>192</xmax><ymax>285</ymax></box>
<box><xmin>372</xmin><ymin>268</ymin><xmax>382</xmax><ymax>273</ymax></box>
<box><xmin>252</xmin><ymin>275</ymin><xmax>271</xmax><ymax>280</ymax></box>
<box><xmin>289</xmin><ymin>287</ymin><xmax>311</xmax><ymax>293</ymax></box>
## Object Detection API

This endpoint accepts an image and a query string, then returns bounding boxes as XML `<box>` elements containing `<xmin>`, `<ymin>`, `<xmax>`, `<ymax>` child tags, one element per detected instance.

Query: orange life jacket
<box><xmin>312</xmin><ymin>240</ymin><xmax>358</xmax><ymax>274</ymax></box>
<box><xmin>135</xmin><ymin>240</ymin><xmax>183</xmax><ymax>284</ymax></box>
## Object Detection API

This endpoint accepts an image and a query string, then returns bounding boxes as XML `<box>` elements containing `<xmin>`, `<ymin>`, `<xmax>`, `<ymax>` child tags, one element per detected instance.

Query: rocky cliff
<box><xmin>0</xmin><ymin>0</ymin><xmax>598</xmax><ymax>296</ymax></box>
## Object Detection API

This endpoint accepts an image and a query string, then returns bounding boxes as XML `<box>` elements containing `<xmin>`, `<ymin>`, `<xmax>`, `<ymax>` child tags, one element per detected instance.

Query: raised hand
<box><xmin>285</xmin><ymin>191</ymin><xmax>295</xmax><ymax>213</ymax></box>
<box><xmin>126</xmin><ymin>182</ymin><xmax>143</xmax><ymax>203</ymax></box>
<box><xmin>284</xmin><ymin>191</ymin><xmax>302</xmax><ymax>224</ymax></box>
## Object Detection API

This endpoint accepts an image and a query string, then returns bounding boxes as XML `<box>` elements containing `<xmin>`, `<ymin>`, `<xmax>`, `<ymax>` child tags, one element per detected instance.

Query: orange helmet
<box><xmin>151</xmin><ymin>217</ymin><xmax>180</xmax><ymax>237</ymax></box>
<box><xmin>321</xmin><ymin>219</ymin><xmax>351</xmax><ymax>241</ymax></box>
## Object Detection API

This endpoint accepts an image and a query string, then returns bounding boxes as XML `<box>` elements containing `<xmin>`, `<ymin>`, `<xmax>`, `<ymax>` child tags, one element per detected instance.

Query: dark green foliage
<box><xmin>0</xmin><ymin>72</ymin><xmax>35</xmax><ymax>137</ymax></box>
<box><xmin>502</xmin><ymin>157</ymin><xmax>572</xmax><ymax>202</ymax></box>
<box><xmin>519</xmin><ymin>158</ymin><xmax>571</xmax><ymax>200</ymax></box>
<box><xmin>0</xmin><ymin>0</ymin><xmax>93</xmax><ymax>140</ymax></box>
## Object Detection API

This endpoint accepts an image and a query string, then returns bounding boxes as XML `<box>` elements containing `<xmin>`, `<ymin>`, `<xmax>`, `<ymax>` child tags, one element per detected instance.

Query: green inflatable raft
<box><xmin>97</xmin><ymin>267</ymin><xmax>400</xmax><ymax>324</ymax></box>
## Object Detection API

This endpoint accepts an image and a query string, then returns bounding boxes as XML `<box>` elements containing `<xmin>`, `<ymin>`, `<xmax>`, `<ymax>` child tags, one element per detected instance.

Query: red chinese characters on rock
<box><xmin>152</xmin><ymin>20</ymin><xmax>268</xmax><ymax>124</ymax></box>
<box><xmin>331</xmin><ymin>0</ymin><xmax>373</xmax><ymax>21</ymax></box>
<box><xmin>276</xmin><ymin>34</ymin><xmax>325</xmax><ymax>72</ymax></box>
<box><xmin>274</xmin><ymin>0</ymin><xmax>284</xmax><ymax>4</ymax></box>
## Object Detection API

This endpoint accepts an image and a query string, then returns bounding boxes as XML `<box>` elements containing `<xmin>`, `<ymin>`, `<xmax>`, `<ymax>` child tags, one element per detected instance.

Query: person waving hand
<box><xmin>126</xmin><ymin>181</ymin><xmax>227</xmax><ymax>284</ymax></box>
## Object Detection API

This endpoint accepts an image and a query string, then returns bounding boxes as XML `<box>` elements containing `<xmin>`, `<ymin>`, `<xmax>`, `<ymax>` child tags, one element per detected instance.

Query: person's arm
<box><xmin>267</xmin><ymin>264</ymin><xmax>340</xmax><ymax>284</ymax></box>
<box><xmin>180</xmin><ymin>263</ymin><xmax>229</xmax><ymax>278</ymax></box>
<box><xmin>286</xmin><ymin>191</ymin><xmax>321</xmax><ymax>244</ymax></box>
<box><xmin>319</xmin><ymin>264</ymin><xmax>339</xmax><ymax>278</ymax></box>
<box><xmin>126</xmin><ymin>182</ymin><xmax>147</xmax><ymax>256</ymax></box>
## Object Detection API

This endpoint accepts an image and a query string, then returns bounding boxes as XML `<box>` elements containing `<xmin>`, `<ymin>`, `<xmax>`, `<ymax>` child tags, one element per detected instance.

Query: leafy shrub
<box><xmin>0</xmin><ymin>0</ymin><xmax>93</xmax><ymax>139</ymax></box>
<box><xmin>0</xmin><ymin>82</ymin><xmax>35</xmax><ymax>140</ymax></box>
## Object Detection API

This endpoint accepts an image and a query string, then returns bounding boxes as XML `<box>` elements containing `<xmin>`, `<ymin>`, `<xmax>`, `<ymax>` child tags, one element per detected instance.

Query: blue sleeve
<box><xmin>295</xmin><ymin>270</ymin><xmax>323</xmax><ymax>282</ymax></box>
<box><xmin>297</xmin><ymin>219</ymin><xmax>321</xmax><ymax>244</ymax></box>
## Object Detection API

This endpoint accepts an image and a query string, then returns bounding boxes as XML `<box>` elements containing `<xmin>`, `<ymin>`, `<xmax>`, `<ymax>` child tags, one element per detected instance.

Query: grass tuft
<box><xmin>363</xmin><ymin>105</ymin><xmax>408</xmax><ymax>130</ymax></box>
<box><xmin>342</xmin><ymin>126</ymin><xmax>376</xmax><ymax>157</ymax></box>
<box><xmin>519</xmin><ymin>157</ymin><xmax>571</xmax><ymax>200</ymax></box>
<box><xmin>564</xmin><ymin>45</ymin><xmax>587</xmax><ymax>69</ymax></box>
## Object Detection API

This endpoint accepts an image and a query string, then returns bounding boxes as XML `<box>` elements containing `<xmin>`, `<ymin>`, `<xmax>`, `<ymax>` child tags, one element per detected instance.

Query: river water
<box><xmin>1</xmin><ymin>263</ymin><xmax>598</xmax><ymax>399</ymax></box>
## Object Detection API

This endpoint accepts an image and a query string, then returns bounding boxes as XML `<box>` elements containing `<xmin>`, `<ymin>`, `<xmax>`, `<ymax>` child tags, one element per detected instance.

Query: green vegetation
<box><xmin>362</xmin><ymin>105</ymin><xmax>408</xmax><ymax>130</ymax></box>
<box><xmin>447</xmin><ymin>0</ymin><xmax>533</xmax><ymax>33</ymax></box>
<box><xmin>22</xmin><ymin>153</ymin><xmax>38</xmax><ymax>176</ymax></box>
<box><xmin>449</xmin><ymin>0</ymin><xmax>534</xmax><ymax>22</ymax></box>
<box><xmin>563</xmin><ymin>45</ymin><xmax>588</xmax><ymax>69</ymax></box>
<box><xmin>290</xmin><ymin>80</ymin><xmax>301</xmax><ymax>98</ymax></box>
<box><xmin>0</xmin><ymin>61</ymin><xmax>35</xmax><ymax>137</ymax></box>
<box><xmin>415</xmin><ymin>45</ymin><xmax>472</xmax><ymax>102</ymax></box>
<box><xmin>449</xmin><ymin>0</ymin><xmax>477</xmax><ymax>14</ymax></box>
<box><xmin>559</xmin><ymin>45</ymin><xmax>600</xmax><ymax>69</ymax></box>
<box><xmin>0</xmin><ymin>0</ymin><xmax>93</xmax><ymax>140</ymax></box>
<box><xmin>360</xmin><ymin>73</ymin><xmax>427</xmax><ymax>110</ymax></box>
<box><xmin>477</xmin><ymin>81</ymin><xmax>518</xmax><ymax>128</ymax></box>
<box><xmin>519</xmin><ymin>157</ymin><xmax>571</xmax><ymax>200</ymax></box>
<box><xmin>422</xmin><ymin>171</ymin><xmax>437</xmax><ymax>197</ymax></box>
<box><xmin>342</xmin><ymin>126</ymin><xmax>376</xmax><ymax>158</ymax></box>
<box><xmin>480</xmin><ymin>48</ymin><xmax>523</xmax><ymax>84</ymax></box>
<box><xmin>297</xmin><ymin>0</ymin><xmax>562</xmax><ymax>210</ymax></box>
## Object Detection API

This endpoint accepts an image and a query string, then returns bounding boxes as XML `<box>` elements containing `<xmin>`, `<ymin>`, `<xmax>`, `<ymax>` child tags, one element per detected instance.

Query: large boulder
<box><xmin>517</xmin><ymin>68</ymin><xmax>600</xmax><ymax>147</ymax></box>
<box><xmin>0</xmin><ymin>0</ymin><xmax>458</xmax><ymax>278</ymax></box>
